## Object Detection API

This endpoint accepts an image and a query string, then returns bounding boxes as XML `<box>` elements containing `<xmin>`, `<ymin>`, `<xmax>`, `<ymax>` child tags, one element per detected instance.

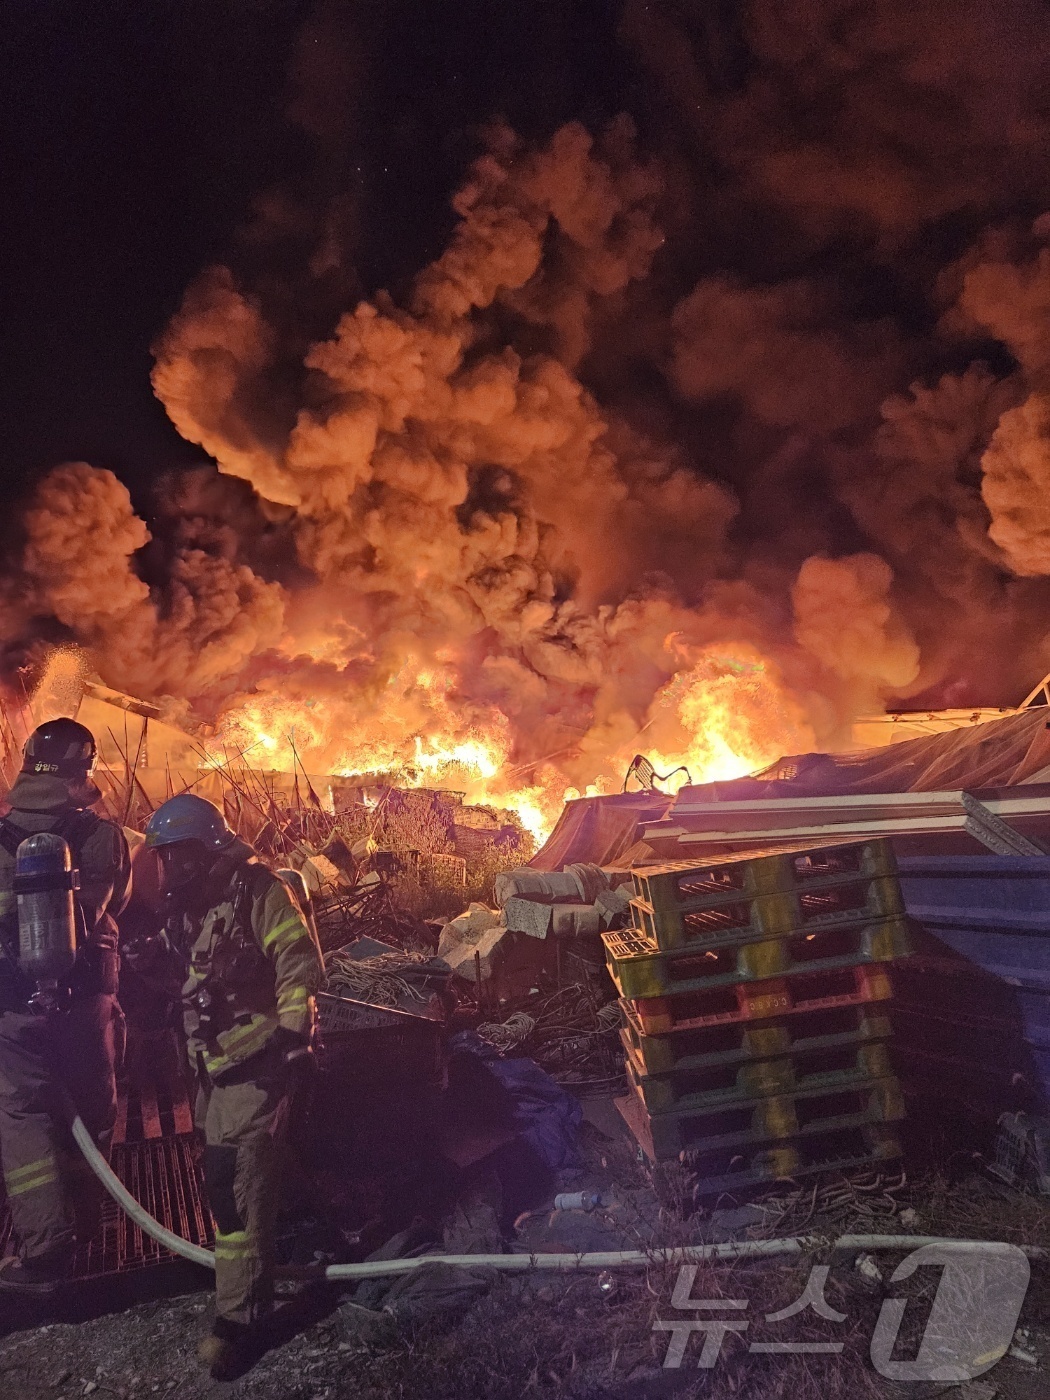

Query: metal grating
<box><xmin>74</xmin><ymin>1135</ymin><xmax>212</xmax><ymax>1278</ymax></box>
<box><xmin>1</xmin><ymin>1075</ymin><xmax>212</xmax><ymax>1280</ymax></box>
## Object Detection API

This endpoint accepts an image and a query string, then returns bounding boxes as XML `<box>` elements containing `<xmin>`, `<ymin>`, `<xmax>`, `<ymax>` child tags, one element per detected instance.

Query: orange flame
<box><xmin>207</xmin><ymin>644</ymin><xmax>811</xmax><ymax>844</ymax></box>
<box><xmin>642</xmin><ymin>647</ymin><xmax>815</xmax><ymax>794</ymax></box>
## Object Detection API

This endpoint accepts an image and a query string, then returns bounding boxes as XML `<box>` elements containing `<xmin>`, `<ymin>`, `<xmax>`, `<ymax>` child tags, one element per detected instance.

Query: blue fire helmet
<box><xmin>144</xmin><ymin>793</ymin><xmax>236</xmax><ymax>851</ymax></box>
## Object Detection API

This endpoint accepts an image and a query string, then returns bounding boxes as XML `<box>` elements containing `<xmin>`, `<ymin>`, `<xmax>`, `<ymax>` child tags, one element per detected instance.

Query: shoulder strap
<box><xmin>52</xmin><ymin>808</ymin><xmax>103</xmax><ymax>857</ymax></box>
<box><xmin>244</xmin><ymin>862</ymin><xmax>277</xmax><ymax>899</ymax></box>
<box><xmin>0</xmin><ymin>818</ymin><xmax>27</xmax><ymax>861</ymax></box>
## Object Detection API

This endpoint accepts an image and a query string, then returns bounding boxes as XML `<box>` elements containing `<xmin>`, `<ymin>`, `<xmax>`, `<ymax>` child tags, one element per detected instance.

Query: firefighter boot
<box><xmin>0</xmin><ymin>1249</ymin><xmax>73</xmax><ymax>1295</ymax></box>
<box><xmin>197</xmin><ymin>1317</ymin><xmax>259</xmax><ymax>1380</ymax></box>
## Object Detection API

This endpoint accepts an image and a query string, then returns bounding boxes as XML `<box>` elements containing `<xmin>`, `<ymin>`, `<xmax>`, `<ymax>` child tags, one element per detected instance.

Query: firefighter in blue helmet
<box><xmin>0</xmin><ymin>719</ymin><xmax>130</xmax><ymax>1293</ymax></box>
<box><xmin>142</xmin><ymin>793</ymin><xmax>322</xmax><ymax>1379</ymax></box>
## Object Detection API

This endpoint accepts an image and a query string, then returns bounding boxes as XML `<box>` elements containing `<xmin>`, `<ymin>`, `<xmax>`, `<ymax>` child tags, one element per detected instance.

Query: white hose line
<box><xmin>72</xmin><ymin>1113</ymin><xmax>215</xmax><ymax>1270</ymax></box>
<box><xmin>323</xmin><ymin>1235</ymin><xmax>1045</xmax><ymax>1279</ymax></box>
<box><xmin>71</xmin><ymin>1115</ymin><xmax>1047</xmax><ymax>1282</ymax></box>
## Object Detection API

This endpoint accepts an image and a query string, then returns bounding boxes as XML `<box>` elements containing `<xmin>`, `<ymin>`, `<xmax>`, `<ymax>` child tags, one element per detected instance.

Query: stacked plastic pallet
<box><xmin>606</xmin><ymin>838</ymin><xmax>913</xmax><ymax>1192</ymax></box>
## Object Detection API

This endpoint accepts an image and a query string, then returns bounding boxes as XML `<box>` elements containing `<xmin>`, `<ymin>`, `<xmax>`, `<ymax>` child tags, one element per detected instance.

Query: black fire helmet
<box><xmin>22</xmin><ymin>717</ymin><xmax>97</xmax><ymax>779</ymax></box>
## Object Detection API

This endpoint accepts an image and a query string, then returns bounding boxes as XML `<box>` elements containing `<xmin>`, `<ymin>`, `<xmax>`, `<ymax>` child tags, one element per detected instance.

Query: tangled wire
<box><xmin>746</xmin><ymin>1169</ymin><xmax>911</xmax><ymax>1234</ymax></box>
<box><xmin>323</xmin><ymin>947</ymin><xmax>434</xmax><ymax>1007</ymax></box>
<box><xmin>595</xmin><ymin>1002</ymin><xmax>623</xmax><ymax>1031</ymax></box>
<box><xmin>469</xmin><ymin>986</ymin><xmax>625</xmax><ymax>1089</ymax></box>
<box><xmin>475</xmin><ymin>1012</ymin><xmax>537</xmax><ymax>1054</ymax></box>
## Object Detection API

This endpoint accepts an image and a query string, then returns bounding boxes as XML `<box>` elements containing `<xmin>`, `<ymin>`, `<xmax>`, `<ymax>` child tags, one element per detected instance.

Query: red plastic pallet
<box><xmin>623</xmin><ymin>961</ymin><xmax>895</xmax><ymax>1036</ymax></box>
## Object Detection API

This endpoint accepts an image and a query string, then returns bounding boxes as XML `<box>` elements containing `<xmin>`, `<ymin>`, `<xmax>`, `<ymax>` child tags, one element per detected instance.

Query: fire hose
<box><xmin>69</xmin><ymin>1114</ymin><xmax>1046</xmax><ymax>1280</ymax></box>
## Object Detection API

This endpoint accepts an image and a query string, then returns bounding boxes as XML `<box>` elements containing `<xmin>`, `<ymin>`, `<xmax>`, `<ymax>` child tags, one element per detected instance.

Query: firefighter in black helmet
<box><xmin>0</xmin><ymin>719</ymin><xmax>131</xmax><ymax>1293</ymax></box>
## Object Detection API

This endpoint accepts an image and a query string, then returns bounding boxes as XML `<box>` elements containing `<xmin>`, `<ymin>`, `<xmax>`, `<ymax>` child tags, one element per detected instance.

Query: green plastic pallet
<box><xmin>632</xmin><ymin>839</ymin><xmax>897</xmax><ymax>913</ymax></box>
<box><xmin>617</xmin><ymin>1087</ymin><xmax>903</xmax><ymax>1175</ymax></box>
<box><xmin>624</xmin><ymin>963</ymin><xmax>895</xmax><ymax>1037</ymax></box>
<box><xmin>623</xmin><ymin>1037</ymin><xmax>895</xmax><ymax>1114</ymax></box>
<box><xmin>623</xmin><ymin>1069</ymin><xmax>906</xmax><ymax>1160</ymax></box>
<box><xmin>621</xmin><ymin>997</ymin><xmax>893</xmax><ymax>1077</ymax></box>
<box><xmin>631</xmin><ymin>872</ymin><xmax>904</xmax><ymax>952</ymax></box>
<box><xmin>603</xmin><ymin>917</ymin><xmax>912</xmax><ymax>1002</ymax></box>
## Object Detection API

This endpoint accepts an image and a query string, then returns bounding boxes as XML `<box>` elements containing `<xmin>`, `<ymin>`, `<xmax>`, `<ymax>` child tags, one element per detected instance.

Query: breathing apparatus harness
<box><xmin>0</xmin><ymin>812</ymin><xmax>92</xmax><ymax>1014</ymax></box>
<box><xmin>171</xmin><ymin>859</ymin><xmax>271</xmax><ymax>1045</ymax></box>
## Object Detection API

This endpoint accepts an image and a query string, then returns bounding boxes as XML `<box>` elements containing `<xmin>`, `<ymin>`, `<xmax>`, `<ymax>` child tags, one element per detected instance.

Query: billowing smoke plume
<box><xmin>16</xmin><ymin>463</ymin><xmax>285</xmax><ymax>703</ymax></box>
<box><xmin>8</xmin><ymin>0</ymin><xmax>1050</xmax><ymax>821</ymax></box>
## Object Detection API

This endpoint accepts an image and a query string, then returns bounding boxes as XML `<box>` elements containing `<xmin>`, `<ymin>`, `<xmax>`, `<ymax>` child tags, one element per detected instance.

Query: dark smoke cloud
<box><xmin>7</xmin><ymin>0</ymin><xmax>1050</xmax><ymax>797</ymax></box>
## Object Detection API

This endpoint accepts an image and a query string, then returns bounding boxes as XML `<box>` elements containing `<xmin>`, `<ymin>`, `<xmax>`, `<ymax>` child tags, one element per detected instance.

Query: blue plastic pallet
<box><xmin>891</xmin><ymin>855</ymin><xmax>1050</xmax><ymax>1113</ymax></box>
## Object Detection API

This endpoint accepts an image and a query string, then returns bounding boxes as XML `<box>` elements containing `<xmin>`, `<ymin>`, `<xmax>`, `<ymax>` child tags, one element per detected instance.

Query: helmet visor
<box><xmin>157</xmin><ymin>840</ymin><xmax>212</xmax><ymax>895</ymax></box>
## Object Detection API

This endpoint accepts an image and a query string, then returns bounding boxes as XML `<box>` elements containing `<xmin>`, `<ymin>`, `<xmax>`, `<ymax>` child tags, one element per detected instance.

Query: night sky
<box><xmin>0</xmin><ymin>0</ymin><xmax>634</xmax><ymax>511</ymax></box>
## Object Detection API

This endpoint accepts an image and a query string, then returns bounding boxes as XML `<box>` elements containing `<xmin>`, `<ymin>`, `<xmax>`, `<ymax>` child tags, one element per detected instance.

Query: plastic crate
<box><xmin>82</xmin><ymin>1137</ymin><xmax>210</xmax><ymax>1279</ymax></box>
<box><xmin>632</xmin><ymin>839</ymin><xmax>898</xmax><ymax>912</ymax></box>
<box><xmin>621</xmin><ymin>998</ymin><xmax>891</xmax><ymax>1076</ymax></box>
<box><xmin>317</xmin><ymin>993</ymin><xmax>447</xmax><ymax>1093</ymax></box>
<box><xmin>0</xmin><ymin>1133</ymin><xmax>212</xmax><ymax>1282</ymax></box>
<box><xmin>316</xmin><ymin>990</ymin><xmax>439</xmax><ymax>1036</ymax></box>
<box><xmin>624</xmin><ymin>1069</ymin><xmax>905</xmax><ymax>1161</ymax></box>
<box><xmin>320</xmin><ymin>1021</ymin><xmax>446</xmax><ymax>1092</ymax></box>
<box><xmin>631</xmin><ymin>873</ymin><xmax>904</xmax><ymax>952</ymax></box>
<box><xmin>624</xmin><ymin>1037</ymin><xmax>894</xmax><ymax>1115</ymax></box>
<box><xmin>603</xmin><ymin>917</ymin><xmax>911</xmax><ymax>1002</ymax></box>
<box><xmin>624</xmin><ymin>962</ymin><xmax>895</xmax><ymax>1036</ymax></box>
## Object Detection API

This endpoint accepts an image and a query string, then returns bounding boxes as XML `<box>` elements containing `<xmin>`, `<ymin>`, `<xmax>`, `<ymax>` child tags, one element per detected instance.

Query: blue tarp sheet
<box><xmin>448</xmin><ymin>1031</ymin><xmax>584</xmax><ymax>1171</ymax></box>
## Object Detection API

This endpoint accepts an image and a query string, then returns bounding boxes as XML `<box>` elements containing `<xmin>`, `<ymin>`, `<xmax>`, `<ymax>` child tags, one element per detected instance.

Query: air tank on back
<box><xmin>14</xmin><ymin>833</ymin><xmax>79</xmax><ymax>995</ymax></box>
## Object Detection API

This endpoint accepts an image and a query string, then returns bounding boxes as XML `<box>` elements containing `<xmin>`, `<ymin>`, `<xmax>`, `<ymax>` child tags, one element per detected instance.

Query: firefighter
<box><xmin>0</xmin><ymin>718</ymin><xmax>131</xmax><ymax>1293</ymax></box>
<box><xmin>142</xmin><ymin>793</ymin><xmax>322</xmax><ymax>1380</ymax></box>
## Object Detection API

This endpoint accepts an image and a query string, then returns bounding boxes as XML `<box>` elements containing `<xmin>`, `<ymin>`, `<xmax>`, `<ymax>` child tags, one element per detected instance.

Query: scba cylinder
<box><xmin>14</xmin><ymin>833</ymin><xmax>79</xmax><ymax>984</ymax></box>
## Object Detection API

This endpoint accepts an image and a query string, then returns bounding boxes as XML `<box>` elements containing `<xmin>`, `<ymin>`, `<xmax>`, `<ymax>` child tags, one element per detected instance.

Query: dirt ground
<box><xmin>1</xmin><ymin>1164</ymin><xmax>1048</xmax><ymax>1400</ymax></box>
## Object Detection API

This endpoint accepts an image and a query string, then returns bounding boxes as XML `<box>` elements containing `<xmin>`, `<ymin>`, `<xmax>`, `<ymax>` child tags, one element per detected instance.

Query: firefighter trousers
<box><xmin>0</xmin><ymin>995</ymin><xmax>123</xmax><ymax>1263</ymax></box>
<box><xmin>195</xmin><ymin>1049</ymin><xmax>294</xmax><ymax>1327</ymax></box>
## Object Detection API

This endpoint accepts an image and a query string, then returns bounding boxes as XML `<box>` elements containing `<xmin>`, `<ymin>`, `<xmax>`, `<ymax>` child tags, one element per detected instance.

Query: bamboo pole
<box><xmin>122</xmin><ymin>715</ymin><xmax>148</xmax><ymax>826</ymax></box>
<box><xmin>106</xmin><ymin>726</ymin><xmax>154</xmax><ymax>822</ymax></box>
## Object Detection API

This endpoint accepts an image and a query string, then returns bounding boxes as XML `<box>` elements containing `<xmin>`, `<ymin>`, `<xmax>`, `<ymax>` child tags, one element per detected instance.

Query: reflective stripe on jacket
<box><xmin>180</xmin><ymin>859</ymin><xmax>322</xmax><ymax>1077</ymax></box>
